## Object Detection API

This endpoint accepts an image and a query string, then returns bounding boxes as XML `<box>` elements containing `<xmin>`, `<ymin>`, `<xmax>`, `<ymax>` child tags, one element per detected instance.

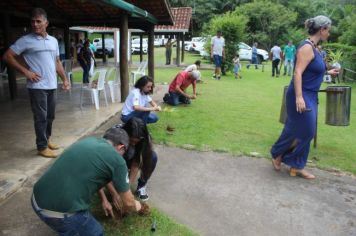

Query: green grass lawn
<box><xmin>72</xmin><ymin>50</ymin><xmax>356</xmax><ymax>175</ymax></box>
<box><xmin>148</xmin><ymin>58</ymin><xmax>356</xmax><ymax>175</ymax></box>
<box><xmin>90</xmin><ymin>195</ymin><xmax>198</xmax><ymax>236</ymax></box>
<box><xmin>79</xmin><ymin>51</ymin><xmax>354</xmax><ymax>235</ymax></box>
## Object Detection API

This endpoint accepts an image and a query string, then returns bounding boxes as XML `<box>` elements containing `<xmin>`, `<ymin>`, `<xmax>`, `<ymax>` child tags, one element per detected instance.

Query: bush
<box><xmin>203</xmin><ymin>12</ymin><xmax>247</xmax><ymax>71</ymax></box>
<box><xmin>324</xmin><ymin>43</ymin><xmax>356</xmax><ymax>71</ymax></box>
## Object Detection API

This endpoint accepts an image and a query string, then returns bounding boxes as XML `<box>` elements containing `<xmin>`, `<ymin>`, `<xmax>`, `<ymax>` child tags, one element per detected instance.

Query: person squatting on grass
<box><xmin>163</xmin><ymin>70</ymin><xmax>200</xmax><ymax>106</ymax></box>
<box><xmin>3</xmin><ymin>8</ymin><xmax>70</xmax><ymax>158</ymax></box>
<box><xmin>121</xmin><ymin>76</ymin><xmax>161</xmax><ymax>124</ymax></box>
<box><xmin>31</xmin><ymin>126</ymin><xmax>146</xmax><ymax>235</ymax></box>
<box><xmin>270</xmin><ymin>15</ymin><xmax>339</xmax><ymax>179</ymax></box>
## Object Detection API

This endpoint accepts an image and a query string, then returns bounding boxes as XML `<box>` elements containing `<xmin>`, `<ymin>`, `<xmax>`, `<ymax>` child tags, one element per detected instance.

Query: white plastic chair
<box><xmin>107</xmin><ymin>67</ymin><xmax>120</xmax><ymax>103</ymax></box>
<box><xmin>80</xmin><ymin>69</ymin><xmax>108</xmax><ymax>110</ymax></box>
<box><xmin>62</xmin><ymin>59</ymin><xmax>73</xmax><ymax>84</ymax></box>
<box><xmin>0</xmin><ymin>62</ymin><xmax>8</xmax><ymax>96</ymax></box>
<box><xmin>130</xmin><ymin>60</ymin><xmax>147</xmax><ymax>85</ymax></box>
<box><xmin>0</xmin><ymin>64</ymin><xmax>8</xmax><ymax>87</ymax></box>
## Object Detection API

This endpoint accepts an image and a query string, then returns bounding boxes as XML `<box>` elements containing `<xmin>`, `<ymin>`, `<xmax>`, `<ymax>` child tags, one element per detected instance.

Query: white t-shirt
<box><xmin>270</xmin><ymin>46</ymin><xmax>282</xmax><ymax>60</ymax></box>
<box><xmin>184</xmin><ymin>64</ymin><xmax>197</xmax><ymax>72</ymax></box>
<box><xmin>211</xmin><ymin>36</ymin><xmax>225</xmax><ymax>56</ymax></box>
<box><xmin>122</xmin><ymin>88</ymin><xmax>152</xmax><ymax>115</ymax></box>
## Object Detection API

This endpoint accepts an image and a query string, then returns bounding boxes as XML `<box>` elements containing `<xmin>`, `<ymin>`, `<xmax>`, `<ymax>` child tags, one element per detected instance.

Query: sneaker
<box><xmin>38</xmin><ymin>148</ymin><xmax>57</xmax><ymax>158</ymax></box>
<box><xmin>136</xmin><ymin>186</ymin><xmax>149</xmax><ymax>201</ymax></box>
<box><xmin>212</xmin><ymin>75</ymin><xmax>216</xmax><ymax>79</ymax></box>
<box><xmin>217</xmin><ymin>76</ymin><xmax>221</xmax><ymax>80</ymax></box>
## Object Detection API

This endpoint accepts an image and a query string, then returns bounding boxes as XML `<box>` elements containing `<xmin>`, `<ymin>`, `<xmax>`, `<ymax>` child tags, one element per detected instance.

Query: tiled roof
<box><xmin>155</xmin><ymin>7</ymin><xmax>192</xmax><ymax>33</ymax></box>
<box><xmin>70</xmin><ymin>26</ymin><xmax>119</xmax><ymax>33</ymax></box>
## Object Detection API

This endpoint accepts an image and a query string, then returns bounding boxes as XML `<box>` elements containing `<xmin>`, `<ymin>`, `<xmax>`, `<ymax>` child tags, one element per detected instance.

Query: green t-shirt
<box><xmin>33</xmin><ymin>137</ymin><xmax>129</xmax><ymax>213</ymax></box>
<box><xmin>283</xmin><ymin>45</ymin><xmax>296</xmax><ymax>60</ymax></box>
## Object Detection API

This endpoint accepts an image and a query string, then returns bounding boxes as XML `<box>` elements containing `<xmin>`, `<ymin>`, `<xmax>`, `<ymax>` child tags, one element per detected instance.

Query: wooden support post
<box><xmin>64</xmin><ymin>26</ymin><xmax>70</xmax><ymax>59</ymax></box>
<box><xmin>102</xmin><ymin>33</ymin><xmax>107</xmax><ymax>64</ymax></box>
<box><xmin>119</xmin><ymin>13</ymin><xmax>129</xmax><ymax>101</ymax></box>
<box><xmin>139</xmin><ymin>34</ymin><xmax>143</xmax><ymax>62</ymax></box>
<box><xmin>181</xmin><ymin>33</ymin><xmax>185</xmax><ymax>63</ymax></box>
<box><xmin>148</xmin><ymin>25</ymin><xmax>155</xmax><ymax>80</ymax></box>
<box><xmin>3</xmin><ymin>13</ymin><xmax>17</xmax><ymax>100</ymax></box>
<box><xmin>176</xmin><ymin>33</ymin><xmax>181</xmax><ymax>67</ymax></box>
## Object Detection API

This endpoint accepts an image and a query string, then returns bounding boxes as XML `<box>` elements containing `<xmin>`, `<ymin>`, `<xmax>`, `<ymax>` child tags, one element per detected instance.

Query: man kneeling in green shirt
<box><xmin>31</xmin><ymin>126</ymin><xmax>144</xmax><ymax>235</ymax></box>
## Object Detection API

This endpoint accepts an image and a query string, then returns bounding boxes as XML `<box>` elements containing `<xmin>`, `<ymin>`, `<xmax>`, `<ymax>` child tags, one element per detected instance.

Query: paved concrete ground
<box><xmin>0</xmin><ymin>78</ymin><xmax>122</xmax><ymax>202</ymax></box>
<box><xmin>0</xmin><ymin>77</ymin><xmax>355</xmax><ymax>236</ymax></box>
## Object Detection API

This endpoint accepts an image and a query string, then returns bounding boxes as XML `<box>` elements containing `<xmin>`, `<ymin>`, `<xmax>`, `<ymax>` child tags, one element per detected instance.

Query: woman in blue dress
<box><xmin>270</xmin><ymin>16</ymin><xmax>339</xmax><ymax>179</ymax></box>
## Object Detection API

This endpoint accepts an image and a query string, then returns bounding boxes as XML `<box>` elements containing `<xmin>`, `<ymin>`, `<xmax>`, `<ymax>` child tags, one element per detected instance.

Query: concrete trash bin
<box><xmin>279</xmin><ymin>86</ymin><xmax>289</xmax><ymax>124</ymax></box>
<box><xmin>325</xmin><ymin>86</ymin><xmax>351</xmax><ymax>126</ymax></box>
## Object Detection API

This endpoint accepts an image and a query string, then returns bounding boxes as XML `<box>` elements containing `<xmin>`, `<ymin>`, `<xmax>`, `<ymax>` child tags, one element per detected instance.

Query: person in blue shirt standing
<box><xmin>3</xmin><ymin>8</ymin><xmax>70</xmax><ymax>158</ymax></box>
<box><xmin>270</xmin><ymin>15</ymin><xmax>339</xmax><ymax>179</ymax></box>
<box><xmin>283</xmin><ymin>41</ymin><xmax>296</xmax><ymax>76</ymax></box>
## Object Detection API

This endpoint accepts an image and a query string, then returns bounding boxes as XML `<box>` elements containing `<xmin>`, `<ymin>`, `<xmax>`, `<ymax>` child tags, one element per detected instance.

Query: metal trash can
<box><xmin>325</xmin><ymin>86</ymin><xmax>351</xmax><ymax>126</ymax></box>
<box><xmin>279</xmin><ymin>86</ymin><xmax>289</xmax><ymax>124</ymax></box>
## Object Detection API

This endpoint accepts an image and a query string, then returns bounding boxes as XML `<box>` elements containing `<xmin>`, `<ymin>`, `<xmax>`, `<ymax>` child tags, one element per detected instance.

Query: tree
<box><xmin>203</xmin><ymin>12</ymin><xmax>247</xmax><ymax>70</ymax></box>
<box><xmin>233</xmin><ymin>0</ymin><xmax>297</xmax><ymax>50</ymax></box>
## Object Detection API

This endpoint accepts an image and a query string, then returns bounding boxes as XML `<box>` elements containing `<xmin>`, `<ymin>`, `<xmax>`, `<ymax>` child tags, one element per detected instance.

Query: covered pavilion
<box><xmin>0</xmin><ymin>0</ymin><xmax>173</xmax><ymax>101</ymax></box>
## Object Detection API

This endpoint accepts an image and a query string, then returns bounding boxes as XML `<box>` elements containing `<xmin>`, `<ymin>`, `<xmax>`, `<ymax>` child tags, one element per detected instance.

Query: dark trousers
<box><xmin>165</xmin><ymin>49</ymin><xmax>172</xmax><ymax>65</ymax></box>
<box><xmin>79</xmin><ymin>61</ymin><xmax>90</xmax><ymax>83</ymax></box>
<box><xmin>28</xmin><ymin>89</ymin><xmax>56</xmax><ymax>151</ymax></box>
<box><xmin>272</xmin><ymin>59</ymin><xmax>280</xmax><ymax>76</ymax></box>
<box><xmin>166</xmin><ymin>91</ymin><xmax>191</xmax><ymax>106</ymax></box>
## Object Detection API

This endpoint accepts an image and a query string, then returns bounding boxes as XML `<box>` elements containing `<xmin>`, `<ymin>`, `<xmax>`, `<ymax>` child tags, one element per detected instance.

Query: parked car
<box><xmin>238</xmin><ymin>42</ymin><xmax>269</xmax><ymax>63</ymax></box>
<box><xmin>131</xmin><ymin>38</ymin><xmax>148</xmax><ymax>54</ymax></box>
<box><xmin>93</xmin><ymin>38</ymin><xmax>114</xmax><ymax>58</ymax></box>
<box><xmin>199</xmin><ymin>42</ymin><xmax>269</xmax><ymax>63</ymax></box>
<box><xmin>185</xmin><ymin>37</ymin><xmax>206</xmax><ymax>52</ymax></box>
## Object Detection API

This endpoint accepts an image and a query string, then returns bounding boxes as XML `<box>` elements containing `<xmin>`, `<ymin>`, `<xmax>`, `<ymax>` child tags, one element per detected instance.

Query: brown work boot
<box><xmin>38</xmin><ymin>148</ymin><xmax>58</xmax><ymax>158</ymax></box>
<box><xmin>48</xmin><ymin>142</ymin><xmax>59</xmax><ymax>150</ymax></box>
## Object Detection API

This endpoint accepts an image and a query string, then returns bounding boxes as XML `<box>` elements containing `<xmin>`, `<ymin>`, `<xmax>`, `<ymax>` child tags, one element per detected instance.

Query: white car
<box><xmin>93</xmin><ymin>38</ymin><xmax>114</xmax><ymax>57</ymax></box>
<box><xmin>131</xmin><ymin>38</ymin><xmax>148</xmax><ymax>54</ymax></box>
<box><xmin>238</xmin><ymin>42</ymin><xmax>269</xmax><ymax>63</ymax></box>
<box><xmin>185</xmin><ymin>37</ymin><xmax>205</xmax><ymax>52</ymax></box>
<box><xmin>199</xmin><ymin>42</ymin><xmax>269</xmax><ymax>63</ymax></box>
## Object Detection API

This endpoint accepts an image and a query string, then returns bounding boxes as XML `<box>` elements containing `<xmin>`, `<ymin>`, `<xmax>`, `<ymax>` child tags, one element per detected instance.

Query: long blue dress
<box><xmin>271</xmin><ymin>40</ymin><xmax>326</xmax><ymax>169</ymax></box>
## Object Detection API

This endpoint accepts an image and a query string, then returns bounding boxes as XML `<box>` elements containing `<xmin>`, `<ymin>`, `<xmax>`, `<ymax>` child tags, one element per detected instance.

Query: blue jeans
<box><xmin>121</xmin><ymin>111</ymin><xmax>159</xmax><ymax>124</ymax></box>
<box><xmin>213</xmin><ymin>55</ymin><xmax>222</xmax><ymax>67</ymax></box>
<box><xmin>31</xmin><ymin>196</ymin><xmax>103</xmax><ymax>236</ymax></box>
<box><xmin>284</xmin><ymin>59</ymin><xmax>293</xmax><ymax>76</ymax></box>
<box><xmin>28</xmin><ymin>89</ymin><xmax>56</xmax><ymax>150</ymax></box>
<box><xmin>166</xmin><ymin>91</ymin><xmax>191</xmax><ymax>106</ymax></box>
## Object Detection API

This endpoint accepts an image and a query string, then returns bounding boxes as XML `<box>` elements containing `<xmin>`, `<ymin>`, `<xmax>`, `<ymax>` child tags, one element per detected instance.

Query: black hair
<box><xmin>31</xmin><ymin>8</ymin><xmax>47</xmax><ymax>20</ymax></box>
<box><xmin>134</xmin><ymin>75</ymin><xmax>154</xmax><ymax>94</ymax></box>
<box><xmin>194</xmin><ymin>60</ymin><xmax>201</xmax><ymax>66</ymax></box>
<box><xmin>122</xmin><ymin>117</ymin><xmax>154</xmax><ymax>180</ymax></box>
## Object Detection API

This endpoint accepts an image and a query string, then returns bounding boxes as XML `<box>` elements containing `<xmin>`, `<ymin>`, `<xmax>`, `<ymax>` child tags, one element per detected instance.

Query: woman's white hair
<box><xmin>305</xmin><ymin>15</ymin><xmax>332</xmax><ymax>35</ymax></box>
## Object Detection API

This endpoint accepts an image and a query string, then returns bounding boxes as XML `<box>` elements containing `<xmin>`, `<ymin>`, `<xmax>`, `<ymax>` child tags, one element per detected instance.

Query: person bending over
<box><xmin>163</xmin><ymin>70</ymin><xmax>200</xmax><ymax>106</ymax></box>
<box><xmin>32</xmin><ymin>126</ymin><xmax>145</xmax><ymax>235</ymax></box>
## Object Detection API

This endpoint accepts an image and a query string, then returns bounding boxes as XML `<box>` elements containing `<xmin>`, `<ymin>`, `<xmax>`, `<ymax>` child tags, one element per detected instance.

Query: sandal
<box><xmin>271</xmin><ymin>158</ymin><xmax>281</xmax><ymax>171</ymax></box>
<box><xmin>290</xmin><ymin>168</ymin><xmax>315</xmax><ymax>179</ymax></box>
